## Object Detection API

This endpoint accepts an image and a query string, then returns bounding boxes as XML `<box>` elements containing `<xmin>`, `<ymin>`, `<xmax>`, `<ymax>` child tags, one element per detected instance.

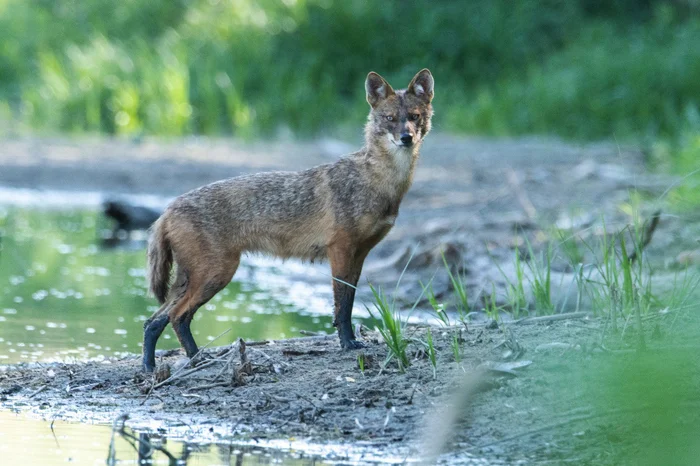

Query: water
<box><xmin>0</xmin><ymin>412</ymin><xmax>336</xmax><ymax>465</ymax></box>
<box><xmin>0</xmin><ymin>206</ymin><xmax>338</xmax><ymax>364</ymax></box>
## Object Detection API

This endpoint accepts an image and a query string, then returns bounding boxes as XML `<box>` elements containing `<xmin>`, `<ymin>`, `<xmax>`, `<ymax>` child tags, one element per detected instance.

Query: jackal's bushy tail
<box><xmin>147</xmin><ymin>217</ymin><xmax>173</xmax><ymax>304</ymax></box>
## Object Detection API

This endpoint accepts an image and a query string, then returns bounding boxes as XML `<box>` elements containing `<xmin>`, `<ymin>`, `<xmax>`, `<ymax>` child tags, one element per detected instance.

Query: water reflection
<box><xmin>110</xmin><ymin>431</ymin><xmax>327</xmax><ymax>466</ymax></box>
<box><xmin>0</xmin><ymin>412</ymin><xmax>330</xmax><ymax>465</ymax></box>
<box><xmin>0</xmin><ymin>207</ymin><xmax>335</xmax><ymax>364</ymax></box>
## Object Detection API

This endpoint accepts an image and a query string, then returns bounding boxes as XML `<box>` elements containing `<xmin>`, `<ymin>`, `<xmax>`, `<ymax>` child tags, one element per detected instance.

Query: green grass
<box><xmin>441</xmin><ymin>252</ymin><xmax>470</xmax><ymax>322</ymax></box>
<box><xmin>366</xmin><ymin>283</ymin><xmax>411</xmax><ymax>373</ymax></box>
<box><xmin>588</xmin><ymin>351</ymin><xmax>700</xmax><ymax>465</ymax></box>
<box><xmin>422</xmin><ymin>278</ymin><xmax>465</xmax><ymax>364</ymax></box>
<box><xmin>357</xmin><ymin>353</ymin><xmax>366</xmax><ymax>375</ymax></box>
<box><xmin>370</xmin><ymin>202</ymin><xmax>699</xmax><ymax>374</ymax></box>
<box><xmin>422</xmin><ymin>280</ymin><xmax>451</xmax><ymax>326</ymax></box>
<box><xmin>506</xmin><ymin>249</ymin><xmax>529</xmax><ymax>318</ymax></box>
<box><xmin>451</xmin><ymin>334</ymin><xmax>462</xmax><ymax>364</ymax></box>
<box><xmin>576</xmin><ymin>220</ymin><xmax>654</xmax><ymax>327</ymax></box>
<box><xmin>525</xmin><ymin>240</ymin><xmax>554</xmax><ymax>314</ymax></box>
<box><xmin>485</xmin><ymin>204</ymin><xmax>699</xmax><ymax>324</ymax></box>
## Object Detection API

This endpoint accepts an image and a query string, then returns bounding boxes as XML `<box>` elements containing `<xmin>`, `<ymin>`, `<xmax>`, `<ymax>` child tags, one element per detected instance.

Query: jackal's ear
<box><xmin>407</xmin><ymin>68</ymin><xmax>434</xmax><ymax>103</ymax></box>
<box><xmin>366</xmin><ymin>72</ymin><xmax>395</xmax><ymax>108</ymax></box>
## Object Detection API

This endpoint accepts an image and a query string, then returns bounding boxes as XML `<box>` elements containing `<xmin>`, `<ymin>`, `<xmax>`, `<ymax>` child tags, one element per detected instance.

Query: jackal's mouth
<box><xmin>388</xmin><ymin>135</ymin><xmax>414</xmax><ymax>149</ymax></box>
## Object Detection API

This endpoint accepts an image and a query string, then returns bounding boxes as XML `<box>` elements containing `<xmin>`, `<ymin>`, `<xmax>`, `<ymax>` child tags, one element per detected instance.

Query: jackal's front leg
<box><xmin>329</xmin><ymin>243</ymin><xmax>367</xmax><ymax>349</ymax></box>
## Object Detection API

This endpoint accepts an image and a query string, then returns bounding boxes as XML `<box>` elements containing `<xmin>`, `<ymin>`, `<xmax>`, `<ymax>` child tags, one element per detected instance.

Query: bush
<box><xmin>1</xmin><ymin>0</ymin><xmax>699</xmax><ymax>142</ymax></box>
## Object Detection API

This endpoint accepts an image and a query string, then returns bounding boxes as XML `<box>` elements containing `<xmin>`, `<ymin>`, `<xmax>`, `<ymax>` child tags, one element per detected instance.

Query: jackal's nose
<box><xmin>400</xmin><ymin>133</ymin><xmax>413</xmax><ymax>145</ymax></box>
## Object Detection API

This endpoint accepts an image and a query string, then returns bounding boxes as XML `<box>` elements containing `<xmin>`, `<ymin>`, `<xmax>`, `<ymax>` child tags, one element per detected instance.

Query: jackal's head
<box><xmin>364</xmin><ymin>69</ymin><xmax>434</xmax><ymax>152</ymax></box>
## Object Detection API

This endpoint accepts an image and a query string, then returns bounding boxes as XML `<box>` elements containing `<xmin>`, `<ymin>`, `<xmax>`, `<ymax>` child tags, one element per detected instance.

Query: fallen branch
<box><xmin>28</xmin><ymin>385</ymin><xmax>48</xmax><ymax>399</ymax></box>
<box><xmin>141</xmin><ymin>328</ymin><xmax>234</xmax><ymax>402</ymax></box>
<box><xmin>281</xmin><ymin>348</ymin><xmax>329</xmax><ymax>356</ymax></box>
<box><xmin>511</xmin><ymin>311</ymin><xmax>592</xmax><ymax>325</ymax></box>
<box><xmin>245</xmin><ymin>334</ymin><xmax>337</xmax><ymax>346</ymax></box>
<box><xmin>250</xmin><ymin>346</ymin><xmax>291</xmax><ymax>367</ymax></box>
<box><xmin>299</xmin><ymin>330</ymin><xmax>327</xmax><ymax>336</ymax></box>
<box><xmin>151</xmin><ymin>358</ymin><xmax>220</xmax><ymax>390</ymax></box>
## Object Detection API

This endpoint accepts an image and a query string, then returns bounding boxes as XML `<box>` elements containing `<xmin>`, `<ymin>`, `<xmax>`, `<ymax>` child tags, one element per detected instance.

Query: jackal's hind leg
<box><xmin>142</xmin><ymin>268</ymin><xmax>188</xmax><ymax>373</ymax></box>
<box><xmin>143</xmin><ymin>305</ymin><xmax>171</xmax><ymax>373</ymax></box>
<box><xmin>168</xmin><ymin>255</ymin><xmax>239</xmax><ymax>362</ymax></box>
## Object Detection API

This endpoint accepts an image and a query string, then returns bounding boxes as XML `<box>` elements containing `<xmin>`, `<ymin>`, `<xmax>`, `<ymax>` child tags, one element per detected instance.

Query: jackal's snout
<box><xmin>399</xmin><ymin>132</ymin><xmax>413</xmax><ymax>146</ymax></box>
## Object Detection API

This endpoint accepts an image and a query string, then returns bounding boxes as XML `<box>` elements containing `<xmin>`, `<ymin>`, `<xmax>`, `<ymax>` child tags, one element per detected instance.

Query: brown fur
<box><xmin>141</xmin><ymin>69</ymin><xmax>434</xmax><ymax>372</ymax></box>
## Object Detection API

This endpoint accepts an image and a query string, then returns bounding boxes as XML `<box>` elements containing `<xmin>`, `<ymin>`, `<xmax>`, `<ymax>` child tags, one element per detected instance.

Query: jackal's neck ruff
<box><xmin>360</xmin><ymin>69</ymin><xmax>434</xmax><ymax>199</ymax></box>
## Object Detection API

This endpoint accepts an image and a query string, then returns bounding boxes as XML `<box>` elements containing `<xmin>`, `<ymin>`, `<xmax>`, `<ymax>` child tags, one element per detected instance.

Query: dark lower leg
<box><xmin>329</xmin><ymin>246</ymin><xmax>367</xmax><ymax>350</ymax></box>
<box><xmin>171</xmin><ymin>276</ymin><xmax>234</xmax><ymax>360</ymax></box>
<box><xmin>143</xmin><ymin>314</ymin><xmax>169</xmax><ymax>372</ymax></box>
<box><xmin>172</xmin><ymin>312</ymin><xmax>199</xmax><ymax>359</ymax></box>
<box><xmin>334</xmin><ymin>283</ymin><xmax>362</xmax><ymax>349</ymax></box>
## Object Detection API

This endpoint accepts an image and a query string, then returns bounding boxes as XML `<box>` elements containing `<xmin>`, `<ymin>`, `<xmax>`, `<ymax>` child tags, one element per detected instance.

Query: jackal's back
<box><xmin>163</xmin><ymin>166</ymin><xmax>337</xmax><ymax>260</ymax></box>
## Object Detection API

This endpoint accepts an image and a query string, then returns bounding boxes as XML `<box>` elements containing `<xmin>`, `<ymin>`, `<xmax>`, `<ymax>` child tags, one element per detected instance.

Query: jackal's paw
<box><xmin>341</xmin><ymin>339</ymin><xmax>365</xmax><ymax>350</ymax></box>
<box><xmin>140</xmin><ymin>360</ymin><xmax>156</xmax><ymax>375</ymax></box>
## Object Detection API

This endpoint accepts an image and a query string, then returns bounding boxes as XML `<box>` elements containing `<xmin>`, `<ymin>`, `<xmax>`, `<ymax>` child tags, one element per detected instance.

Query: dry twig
<box><xmin>628</xmin><ymin>210</ymin><xmax>661</xmax><ymax>264</ymax></box>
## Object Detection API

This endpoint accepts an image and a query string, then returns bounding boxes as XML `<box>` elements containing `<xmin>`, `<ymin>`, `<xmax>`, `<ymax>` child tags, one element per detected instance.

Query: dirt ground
<box><xmin>2</xmin><ymin>310</ymin><xmax>698</xmax><ymax>465</ymax></box>
<box><xmin>1</xmin><ymin>135</ymin><xmax>699</xmax><ymax>464</ymax></box>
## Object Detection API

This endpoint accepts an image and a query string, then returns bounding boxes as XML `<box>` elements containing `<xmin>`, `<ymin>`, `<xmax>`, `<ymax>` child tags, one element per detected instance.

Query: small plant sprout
<box><xmin>421</xmin><ymin>279</ymin><xmax>451</xmax><ymax>327</ymax></box>
<box><xmin>366</xmin><ymin>283</ymin><xmax>411</xmax><ymax>372</ymax></box>
<box><xmin>492</xmin><ymin>247</ymin><xmax>528</xmax><ymax>318</ymax></box>
<box><xmin>483</xmin><ymin>283</ymin><xmax>500</xmax><ymax>321</ymax></box>
<box><xmin>425</xmin><ymin>328</ymin><xmax>437</xmax><ymax>379</ymax></box>
<box><xmin>442</xmin><ymin>251</ymin><xmax>470</xmax><ymax>321</ymax></box>
<box><xmin>451</xmin><ymin>333</ymin><xmax>462</xmax><ymax>363</ymax></box>
<box><xmin>357</xmin><ymin>353</ymin><xmax>366</xmax><ymax>374</ymax></box>
<box><xmin>525</xmin><ymin>238</ymin><xmax>553</xmax><ymax>314</ymax></box>
<box><xmin>554</xmin><ymin>226</ymin><xmax>584</xmax><ymax>265</ymax></box>
<box><xmin>366</xmin><ymin>251</ymin><xmax>427</xmax><ymax>373</ymax></box>
<box><xmin>511</xmin><ymin>248</ymin><xmax>528</xmax><ymax>313</ymax></box>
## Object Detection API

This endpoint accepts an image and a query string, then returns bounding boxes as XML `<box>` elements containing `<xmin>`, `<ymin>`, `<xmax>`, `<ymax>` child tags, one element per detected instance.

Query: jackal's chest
<box><xmin>357</xmin><ymin>213</ymin><xmax>397</xmax><ymax>242</ymax></box>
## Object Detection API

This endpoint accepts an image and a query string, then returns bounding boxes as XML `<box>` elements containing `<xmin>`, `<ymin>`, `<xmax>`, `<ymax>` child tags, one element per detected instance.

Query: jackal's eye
<box><xmin>408</xmin><ymin>113</ymin><xmax>420</xmax><ymax>121</ymax></box>
<box><xmin>385</xmin><ymin>115</ymin><xmax>395</xmax><ymax>121</ymax></box>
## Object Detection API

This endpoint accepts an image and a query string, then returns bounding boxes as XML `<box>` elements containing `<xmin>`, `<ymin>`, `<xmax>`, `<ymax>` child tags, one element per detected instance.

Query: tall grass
<box><xmin>1</xmin><ymin>0</ymin><xmax>700</xmax><ymax>150</ymax></box>
<box><xmin>441</xmin><ymin>252</ymin><xmax>470</xmax><ymax>321</ymax></box>
<box><xmin>366</xmin><ymin>283</ymin><xmax>411</xmax><ymax>373</ymax></box>
<box><xmin>485</xmin><ymin>207</ymin><xmax>698</xmax><ymax>322</ymax></box>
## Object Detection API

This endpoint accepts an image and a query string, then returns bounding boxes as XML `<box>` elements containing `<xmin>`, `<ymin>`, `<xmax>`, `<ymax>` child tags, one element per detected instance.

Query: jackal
<box><xmin>142</xmin><ymin>69</ymin><xmax>434</xmax><ymax>372</ymax></box>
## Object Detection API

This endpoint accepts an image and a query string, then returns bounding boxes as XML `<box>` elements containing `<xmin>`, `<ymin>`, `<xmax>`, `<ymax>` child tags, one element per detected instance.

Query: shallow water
<box><xmin>0</xmin><ymin>206</ymin><xmax>338</xmax><ymax>364</ymax></box>
<box><xmin>0</xmin><ymin>411</ymin><xmax>339</xmax><ymax>465</ymax></box>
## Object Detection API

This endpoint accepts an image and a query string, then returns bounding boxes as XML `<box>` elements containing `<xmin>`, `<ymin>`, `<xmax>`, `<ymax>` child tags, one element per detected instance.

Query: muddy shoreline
<box><xmin>3</xmin><ymin>309</ymin><xmax>697</xmax><ymax>464</ymax></box>
<box><xmin>0</xmin><ymin>318</ymin><xmax>596</xmax><ymax>463</ymax></box>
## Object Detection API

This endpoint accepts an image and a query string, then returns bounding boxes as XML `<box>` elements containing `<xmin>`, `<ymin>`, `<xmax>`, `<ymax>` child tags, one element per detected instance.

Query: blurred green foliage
<box><xmin>1</xmin><ymin>0</ymin><xmax>699</xmax><ymax>140</ymax></box>
<box><xmin>588</xmin><ymin>352</ymin><xmax>700</xmax><ymax>465</ymax></box>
